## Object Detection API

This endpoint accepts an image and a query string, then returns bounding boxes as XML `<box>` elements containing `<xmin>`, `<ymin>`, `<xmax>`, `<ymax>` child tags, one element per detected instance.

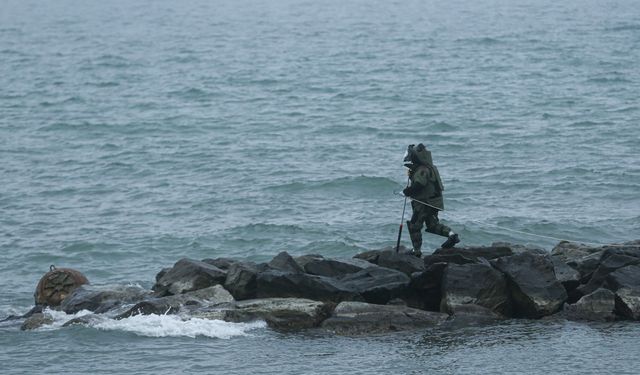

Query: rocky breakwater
<box><xmin>10</xmin><ymin>240</ymin><xmax>640</xmax><ymax>334</ymax></box>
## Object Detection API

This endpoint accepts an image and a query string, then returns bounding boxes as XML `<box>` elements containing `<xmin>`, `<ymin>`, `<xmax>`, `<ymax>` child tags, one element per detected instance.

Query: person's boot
<box><xmin>412</xmin><ymin>248</ymin><xmax>422</xmax><ymax>258</ymax></box>
<box><xmin>441</xmin><ymin>232</ymin><xmax>460</xmax><ymax>249</ymax></box>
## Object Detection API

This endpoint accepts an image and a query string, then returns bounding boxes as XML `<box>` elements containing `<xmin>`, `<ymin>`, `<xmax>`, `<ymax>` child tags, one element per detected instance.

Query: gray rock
<box><xmin>300</xmin><ymin>256</ymin><xmax>372</xmax><ymax>278</ymax></box>
<box><xmin>202</xmin><ymin>257</ymin><xmax>238</xmax><ymax>270</ymax></box>
<box><xmin>118</xmin><ymin>285</ymin><xmax>234</xmax><ymax>318</ymax></box>
<box><xmin>20</xmin><ymin>313</ymin><xmax>54</xmax><ymax>331</ymax></box>
<box><xmin>256</xmin><ymin>270</ymin><xmax>361</xmax><ymax>303</ymax></box>
<box><xmin>578</xmin><ymin>252</ymin><xmax>640</xmax><ymax>296</ymax></box>
<box><xmin>425</xmin><ymin>246</ymin><xmax>514</xmax><ymax>266</ymax></box>
<box><xmin>60</xmin><ymin>284</ymin><xmax>151</xmax><ymax>314</ymax></box>
<box><xmin>62</xmin><ymin>314</ymin><xmax>102</xmax><ymax>327</ymax></box>
<box><xmin>353</xmin><ymin>246</ymin><xmax>411</xmax><ymax>265</ymax></box>
<box><xmin>440</xmin><ymin>263</ymin><xmax>511</xmax><ymax>317</ymax></box>
<box><xmin>321</xmin><ymin>301</ymin><xmax>447</xmax><ymax>335</ymax></box>
<box><xmin>565</xmin><ymin>288</ymin><xmax>616</xmax><ymax>322</ymax></box>
<box><xmin>492</xmin><ymin>252</ymin><xmax>567</xmax><ymax>318</ymax></box>
<box><xmin>153</xmin><ymin>258</ymin><xmax>227</xmax><ymax>296</ymax></box>
<box><xmin>340</xmin><ymin>267</ymin><xmax>410</xmax><ymax>305</ymax></box>
<box><xmin>551</xmin><ymin>256</ymin><xmax>582</xmax><ymax>303</ymax></box>
<box><xmin>442</xmin><ymin>304</ymin><xmax>506</xmax><ymax>328</ymax></box>
<box><xmin>405</xmin><ymin>263</ymin><xmax>447</xmax><ymax>311</ymax></box>
<box><xmin>492</xmin><ymin>242</ymin><xmax>547</xmax><ymax>255</ymax></box>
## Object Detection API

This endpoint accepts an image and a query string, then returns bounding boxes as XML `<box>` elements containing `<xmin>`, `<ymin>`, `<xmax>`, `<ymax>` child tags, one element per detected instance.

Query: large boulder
<box><xmin>491</xmin><ymin>252</ymin><xmax>567</xmax><ymax>318</ymax></box>
<box><xmin>256</xmin><ymin>270</ymin><xmax>361</xmax><ymax>303</ymax></box>
<box><xmin>117</xmin><ymin>285</ymin><xmax>234</xmax><ymax>318</ymax></box>
<box><xmin>551</xmin><ymin>257</ymin><xmax>582</xmax><ymax>303</ymax></box>
<box><xmin>59</xmin><ymin>284</ymin><xmax>151</xmax><ymax>314</ymax></box>
<box><xmin>321</xmin><ymin>301</ymin><xmax>447</xmax><ymax>335</ymax></box>
<box><xmin>202</xmin><ymin>257</ymin><xmax>238</xmax><ymax>271</ymax></box>
<box><xmin>196</xmin><ymin>298</ymin><xmax>331</xmax><ymax>331</ymax></box>
<box><xmin>550</xmin><ymin>241</ymin><xmax>601</xmax><ymax>264</ymax></box>
<box><xmin>153</xmin><ymin>258</ymin><xmax>227</xmax><ymax>296</ymax></box>
<box><xmin>340</xmin><ymin>267</ymin><xmax>410</xmax><ymax>305</ymax></box>
<box><xmin>440</xmin><ymin>263</ymin><xmax>511</xmax><ymax>317</ymax></box>
<box><xmin>565</xmin><ymin>288</ymin><xmax>616</xmax><ymax>322</ymax></box>
<box><xmin>606</xmin><ymin>264</ymin><xmax>640</xmax><ymax>320</ymax></box>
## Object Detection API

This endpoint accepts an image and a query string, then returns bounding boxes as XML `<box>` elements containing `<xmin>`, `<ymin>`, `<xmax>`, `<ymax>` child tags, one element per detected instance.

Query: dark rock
<box><xmin>62</xmin><ymin>314</ymin><xmax>102</xmax><ymax>327</ymax></box>
<box><xmin>423</xmin><ymin>253</ymin><xmax>476</xmax><ymax>266</ymax></box>
<box><xmin>202</xmin><ymin>257</ymin><xmax>238</xmax><ymax>270</ymax></box>
<box><xmin>155</xmin><ymin>268</ymin><xmax>171</xmax><ymax>283</ymax></box>
<box><xmin>440</xmin><ymin>263</ymin><xmax>511</xmax><ymax>317</ymax></box>
<box><xmin>565</xmin><ymin>288</ymin><xmax>616</xmax><ymax>322</ymax></box>
<box><xmin>300</xmin><ymin>256</ymin><xmax>372</xmax><ymax>278</ymax></box>
<box><xmin>20</xmin><ymin>313</ymin><xmax>54</xmax><ymax>331</ymax></box>
<box><xmin>578</xmin><ymin>253</ymin><xmax>640</xmax><ymax>296</ymax></box>
<box><xmin>353</xmin><ymin>246</ymin><xmax>411</xmax><ymax>265</ymax></box>
<box><xmin>405</xmin><ymin>263</ymin><xmax>447</xmax><ymax>311</ymax></box>
<box><xmin>551</xmin><ymin>256</ymin><xmax>582</xmax><ymax>303</ymax></box>
<box><xmin>492</xmin><ymin>242</ymin><xmax>547</xmax><ymax>255</ymax></box>
<box><xmin>60</xmin><ymin>284</ymin><xmax>151</xmax><ymax>314</ymax></box>
<box><xmin>606</xmin><ymin>264</ymin><xmax>640</xmax><ymax>320</ymax></box>
<box><xmin>268</xmin><ymin>251</ymin><xmax>304</xmax><ymax>273</ymax></box>
<box><xmin>197</xmin><ymin>298</ymin><xmax>331</xmax><ymax>331</ymax></box>
<box><xmin>153</xmin><ymin>258</ymin><xmax>227</xmax><ymax>296</ymax></box>
<box><xmin>224</xmin><ymin>262</ymin><xmax>259</xmax><ymax>300</ymax></box>
<box><xmin>118</xmin><ymin>285</ymin><xmax>234</xmax><ymax>318</ymax></box>
<box><xmin>340</xmin><ymin>267</ymin><xmax>410</xmax><ymax>305</ymax></box>
<box><xmin>321</xmin><ymin>301</ymin><xmax>447</xmax><ymax>335</ymax></box>
<box><xmin>492</xmin><ymin>252</ymin><xmax>567</xmax><ymax>318</ymax></box>
<box><xmin>376</xmin><ymin>251</ymin><xmax>425</xmax><ymax>275</ymax></box>
<box><xmin>256</xmin><ymin>270</ymin><xmax>361</xmax><ymax>303</ymax></box>
<box><xmin>293</xmin><ymin>254</ymin><xmax>324</xmax><ymax>269</ymax></box>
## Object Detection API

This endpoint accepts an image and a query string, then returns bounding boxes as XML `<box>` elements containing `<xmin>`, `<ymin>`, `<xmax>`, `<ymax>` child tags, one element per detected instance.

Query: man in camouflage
<box><xmin>402</xmin><ymin>143</ymin><xmax>460</xmax><ymax>257</ymax></box>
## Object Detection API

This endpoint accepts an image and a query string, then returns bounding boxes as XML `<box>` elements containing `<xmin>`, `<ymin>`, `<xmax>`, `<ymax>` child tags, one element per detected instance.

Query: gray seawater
<box><xmin>1</xmin><ymin>0</ymin><xmax>639</xmax><ymax>373</ymax></box>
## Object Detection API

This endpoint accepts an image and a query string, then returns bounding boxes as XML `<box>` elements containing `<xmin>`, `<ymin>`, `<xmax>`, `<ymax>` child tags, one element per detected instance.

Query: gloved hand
<box><xmin>402</xmin><ymin>187</ymin><xmax>412</xmax><ymax>197</ymax></box>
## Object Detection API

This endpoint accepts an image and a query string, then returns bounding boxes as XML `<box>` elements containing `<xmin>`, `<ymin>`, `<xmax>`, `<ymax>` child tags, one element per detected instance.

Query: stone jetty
<box><xmin>12</xmin><ymin>240</ymin><xmax>640</xmax><ymax>334</ymax></box>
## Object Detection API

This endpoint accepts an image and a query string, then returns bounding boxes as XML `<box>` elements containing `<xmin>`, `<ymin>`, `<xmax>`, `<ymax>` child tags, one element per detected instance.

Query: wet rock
<box><xmin>321</xmin><ymin>301</ymin><xmax>447</xmax><ymax>335</ymax></box>
<box><xmin>268</xmin><ymin>251</ymin><xmax>304</xmax><ymax>273</ymax></box>
<box><xmin>118</xmin><ymin>285</ymin><xmax>234</xmax><ymax>318</ymax></box>
<box><xmin>353</xmin><ymin>246</ymin><xmax>411</xmax><ymax>265</ymax></box>
<box><xmin>606</xmin><ymin>264</ymin><xmax>640</xmax><ymax>320</ymax></box>
<box><xmin>155</xmin><ymin>268</ymin><xmax>171</xmax><ymax>283</ymax></box>
<box><xmin>565</xmin><ymin>288</ymin><xmax>616</xmax><ymax>322</ymax></box>
<box><xmin>492</xmin><ymin>242</ymin><xmax>547</xmax><ymax>256</ymax></box>
<box><xmin>60</xmin><ymin>284</ymin><xmax>151</xmax><ymax>314</ymax></box>
<box><xmin>62</xmin><ymin>314</ymin><xmax>102</xmax><ymax>327</ymax></box>
<box><xmin>551</xmin><ymin>241</ymin><xmax>601</xmax><ymax>264</ymax></box>
<box><xmin>440</xmin><ymin>263</ymin><xmax>511</xmax><ymax>317</ymax></box>
<box><xmin>340</xmin><ymin>267</ymin><xmax>410</xmax><ymax>305</ymax></box>
<box><xmin>376</xmin><ymin>251</ymin><xmax>425</xmax><ymax>276</ymax></box>
<box><xmin>198</xmin><ymin>298</ymin><xmax>331</xmax><ymax>331</ymax></box>
<box><xmin>256</xmin><ymin>270</ymin><xmax>361</xmax><ymax>303</ymax></box>
<box><xmin>20</xmin><ymin>313</ymin><xmax>54</xmax><ymax>331</ymax></box>
<box><xmin>492</xmin><ymin>252</ymin><xmax>567</xmax><ymax>318</ymax></box>
<box><xmin>299</xmin><ymin>256</ymin><xmax>372</xmax><ymax>278</ymax></box>
<box><xmin>224</xmin><ymin>262</ymin><xmax>261</xmax><ymax>300</ymax></box>
<box><xmin>153</xmin><ymin>258</ymin><xmax>227</xmax><ymax>296</ymax></box>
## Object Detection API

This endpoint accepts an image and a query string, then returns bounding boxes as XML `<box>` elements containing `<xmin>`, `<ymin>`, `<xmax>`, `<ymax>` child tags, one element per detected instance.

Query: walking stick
<box><xmin>395</xmin><ymin>177</ymin><xmax>410</xmax><ymax>253</ymax></box>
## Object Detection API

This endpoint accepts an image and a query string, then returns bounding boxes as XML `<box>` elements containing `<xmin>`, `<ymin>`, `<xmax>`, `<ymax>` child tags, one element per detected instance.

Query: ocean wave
<box><xmin>267</xmin><ymin>176</ymin><xmax>400</xmax><ymax>195</ymax></box>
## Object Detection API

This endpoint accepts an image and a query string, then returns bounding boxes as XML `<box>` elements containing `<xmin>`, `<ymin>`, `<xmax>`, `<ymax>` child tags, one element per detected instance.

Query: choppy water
<box><xmin>1</xmin><ymin>0</ymin><xmax>639</xmax><ymax>373</ymax></box>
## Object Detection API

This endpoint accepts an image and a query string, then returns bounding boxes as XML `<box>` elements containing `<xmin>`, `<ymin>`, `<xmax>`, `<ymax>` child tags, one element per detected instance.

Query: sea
<box><xmin>1</xmin><ymin>0</ymin><xmax>639</xmax><ymax>373</ymax></box>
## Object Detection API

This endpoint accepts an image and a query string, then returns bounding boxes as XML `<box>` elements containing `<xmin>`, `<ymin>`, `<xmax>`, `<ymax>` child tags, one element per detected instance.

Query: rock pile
<box><xmin>11</xmin><ymin>240</ymin><xmax>640</xmax><ymax>334</ymax></box>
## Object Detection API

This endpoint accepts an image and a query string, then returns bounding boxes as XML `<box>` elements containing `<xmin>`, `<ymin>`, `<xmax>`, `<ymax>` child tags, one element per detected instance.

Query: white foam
<box><xmin>92</xmin><ymin>314</ymin><xmax>266</xmax><ymax>339</ymax></box>
<box><xmin>39</xmin><ymin>308</ymin><xmax>266</xmax><ymax>339</ymax></box>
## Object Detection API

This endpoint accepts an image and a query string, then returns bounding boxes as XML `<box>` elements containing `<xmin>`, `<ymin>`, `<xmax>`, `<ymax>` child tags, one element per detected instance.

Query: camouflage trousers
<box><xmin>406</xmin><ymin>203</ymin><xmax>451</xmax><ymax>252</ymax></box>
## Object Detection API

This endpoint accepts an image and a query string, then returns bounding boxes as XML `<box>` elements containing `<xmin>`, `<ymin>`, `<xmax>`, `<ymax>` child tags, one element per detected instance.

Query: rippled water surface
<box><xmin>1</xmin><ymin>0</ymin><xmax>639</xmax><ymax>373</ymax></box>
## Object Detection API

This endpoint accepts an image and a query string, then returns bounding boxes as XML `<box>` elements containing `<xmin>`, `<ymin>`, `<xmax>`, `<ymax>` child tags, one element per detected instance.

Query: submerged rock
<box><xmin>321</xmin><ymin>301</ymin><xmax>447</xmax><ymax>335</ymax></box>
<box><xmin>153</xmin><ymin>258</ymin><xmax>227</xmax><ymax>296</ymax></box>
<box><xmin>20</xmin><ymin>313</ymin><xmax>54</xmax><ymax>331</ymax></box>
<box><xmin>492</xmin><ymin>252</ymin><xmax>567</xmax><ymax>318</ymax></box>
